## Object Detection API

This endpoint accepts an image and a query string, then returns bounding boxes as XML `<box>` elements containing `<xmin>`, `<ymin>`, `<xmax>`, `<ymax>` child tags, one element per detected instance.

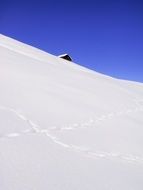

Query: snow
<box><xmin>0</xmin><ymin>34</ymin><xmax>143</xmax><ymax>190</ymax></box>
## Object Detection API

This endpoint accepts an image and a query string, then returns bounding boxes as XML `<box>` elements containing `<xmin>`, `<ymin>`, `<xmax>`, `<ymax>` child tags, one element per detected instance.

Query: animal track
<box><xmin>0</xmin><ymin>101</ymin><xmax>143</xmax><ymax>165</ymax></box>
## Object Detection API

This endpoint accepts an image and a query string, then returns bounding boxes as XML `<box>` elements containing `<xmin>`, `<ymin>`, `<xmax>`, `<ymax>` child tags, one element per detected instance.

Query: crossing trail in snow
<box><xmin>0</xmin><ymin>105</ymin><xmax>143</xmax><ymax>165</ymax></box>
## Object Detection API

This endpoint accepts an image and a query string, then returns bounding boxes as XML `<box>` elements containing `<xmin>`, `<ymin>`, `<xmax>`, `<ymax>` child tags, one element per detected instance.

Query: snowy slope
<box><xmin>0</xmin><ymin>34</ymin><xmax>143</xmax><ymax>190</ymax></box>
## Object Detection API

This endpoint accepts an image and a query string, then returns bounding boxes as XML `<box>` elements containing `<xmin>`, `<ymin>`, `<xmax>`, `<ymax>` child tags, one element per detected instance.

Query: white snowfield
<box><xmin>0</xmin><ymin>34</ymin><xmax>143</xmax><ymax>190</ymax></box>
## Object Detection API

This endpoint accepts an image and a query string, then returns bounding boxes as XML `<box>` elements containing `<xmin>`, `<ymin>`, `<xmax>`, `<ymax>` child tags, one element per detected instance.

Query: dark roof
<box><xmin>59</xmin><ymin>54</ymin><xmax>72</xmax><ymax>62</ymax></box>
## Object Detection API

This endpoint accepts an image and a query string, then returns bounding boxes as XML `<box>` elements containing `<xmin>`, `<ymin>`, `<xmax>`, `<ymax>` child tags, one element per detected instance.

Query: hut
<box><xmin>59</xmin><ymin>54</ymin><xmax>72</xmax><ymax>62</ymax></box>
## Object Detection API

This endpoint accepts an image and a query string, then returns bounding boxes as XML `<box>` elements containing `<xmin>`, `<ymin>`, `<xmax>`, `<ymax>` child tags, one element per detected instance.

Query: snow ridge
<box><xmin>1</xmin><ymin>34</ymin><xmax>143</xmax><ymax>190</ymax></box>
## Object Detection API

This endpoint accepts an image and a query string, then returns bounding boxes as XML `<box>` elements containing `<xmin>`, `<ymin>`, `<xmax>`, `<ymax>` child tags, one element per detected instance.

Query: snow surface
<box><xmin>0</xmin><ymin>34</ymin><xmax>143</xmax><ymax>190</ymax></box>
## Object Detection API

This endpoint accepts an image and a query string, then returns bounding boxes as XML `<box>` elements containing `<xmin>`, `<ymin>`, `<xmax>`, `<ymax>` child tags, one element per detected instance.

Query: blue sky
<box><xmin>1</xmin><ymin>0</ymin><xmax>143</xmax><ymax>82</ymax></box>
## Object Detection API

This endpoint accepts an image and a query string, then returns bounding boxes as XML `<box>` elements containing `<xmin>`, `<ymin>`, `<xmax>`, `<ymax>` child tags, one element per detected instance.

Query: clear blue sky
<box><xmin>1</xmin><ymin>0</ymin><xmax>143</xmax><ymax>82</ymax></box>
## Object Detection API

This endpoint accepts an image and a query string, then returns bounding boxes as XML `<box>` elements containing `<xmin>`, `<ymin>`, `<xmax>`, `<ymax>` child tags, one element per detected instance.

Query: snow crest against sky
<box><xmin>0</xmin><ymin>0</ymin><xmax>143</xmax><ymax>82</ymax></box>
